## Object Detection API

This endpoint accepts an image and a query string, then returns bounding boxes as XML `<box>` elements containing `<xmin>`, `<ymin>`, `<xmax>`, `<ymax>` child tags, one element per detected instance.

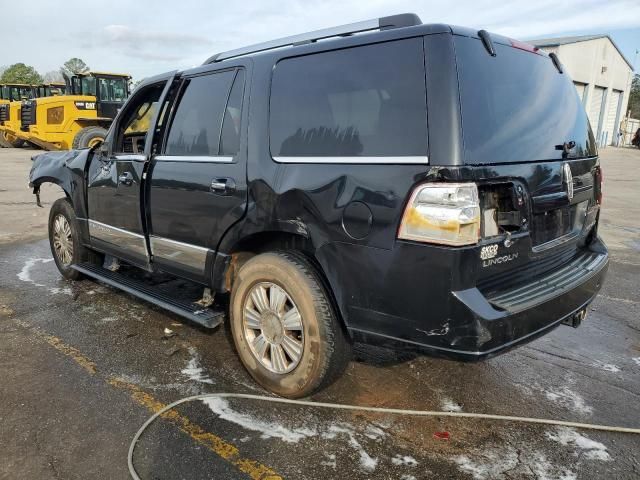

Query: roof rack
<box><xmin>204</xmin><ymin>13</ymin><xmax>422</xmax><ymax>64</ymax></box>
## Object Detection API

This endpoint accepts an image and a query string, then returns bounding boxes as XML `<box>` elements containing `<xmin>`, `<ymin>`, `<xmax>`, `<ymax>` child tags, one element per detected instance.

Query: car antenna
<box><xmin>549</xmin><ymin>52</ymin><xmax>564</xmax><ymax>73</ymax></box>
<box><xmin>478</xmin><ymin>30</ymin><xmax>496</xmax><ymax>56</ymax></box>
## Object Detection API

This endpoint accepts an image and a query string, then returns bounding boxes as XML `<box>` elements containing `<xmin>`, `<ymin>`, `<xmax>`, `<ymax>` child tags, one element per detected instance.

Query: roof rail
<box><xmin>204</xmin><ymin>13</ymin><xmax>422</xmax><ymax>64</ymax></box>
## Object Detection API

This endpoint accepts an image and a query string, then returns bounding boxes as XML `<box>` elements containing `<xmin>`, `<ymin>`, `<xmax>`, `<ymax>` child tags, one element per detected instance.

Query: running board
<box><xmin>72</xmin><ymin>263</ymin><xmax>225</xmax><ymax>329</ymax></box>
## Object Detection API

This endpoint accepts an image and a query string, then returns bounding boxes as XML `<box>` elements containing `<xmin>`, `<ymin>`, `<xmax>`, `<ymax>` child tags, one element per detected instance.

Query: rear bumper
<box><xmin>338</xmin><ymin>237</ymin><xmax>609</xmax><ymax>359</ymax></box>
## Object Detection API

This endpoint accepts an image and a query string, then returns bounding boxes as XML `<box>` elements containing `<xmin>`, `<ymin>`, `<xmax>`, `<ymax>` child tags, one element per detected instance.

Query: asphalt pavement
<box><xmin>0</xmin><ymin>146</ymin><xmax>638</xmax><ymax>479</ymax></box>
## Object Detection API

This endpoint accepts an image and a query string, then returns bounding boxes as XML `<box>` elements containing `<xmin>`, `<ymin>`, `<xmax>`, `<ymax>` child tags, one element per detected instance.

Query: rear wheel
<box><xmin>48</xmin><ymin>198</ymin><xmax>102</xmax><ymax>280</ymax></box>
<box><xmin>72</xmin><ymin>126</ymin><xmax>107</xmax><ymax>149</ymax></box>
<box><xmin>229</xmin><ymin>251</ymin><xmax>351</xmax><ymax>398</ymax></box>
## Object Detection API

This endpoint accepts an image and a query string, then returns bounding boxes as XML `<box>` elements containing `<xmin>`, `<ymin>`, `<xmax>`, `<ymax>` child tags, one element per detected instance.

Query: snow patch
<box><xmin>392</xmin><ymin>454</ymin><xmax>417</xmax><ymax>467</ymax></box>
<box><xmin>546</xmin><ymin>427</ymin><xmax>611</xmax><ymax>461</ymax></box>
<box><xmin>632</xmin><ymin>357</ymin><xmax>640</xmax><ymax>367</ymax></box>
<box><xmin>441</xmin><ymin>397</ymin><xmax>462</xmax><ymax>412</ymax></box>
<box><xmin>181</xmin><ymin>348</ymin><xmax>214</xmax><ymax>384</ymax></box>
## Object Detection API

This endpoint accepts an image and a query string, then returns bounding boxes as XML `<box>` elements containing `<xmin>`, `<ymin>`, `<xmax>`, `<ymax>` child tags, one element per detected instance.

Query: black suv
<box><xmin>30</xmin><ymin>14</ymin><xmax>608</xmax><ymax>398</ymax></box>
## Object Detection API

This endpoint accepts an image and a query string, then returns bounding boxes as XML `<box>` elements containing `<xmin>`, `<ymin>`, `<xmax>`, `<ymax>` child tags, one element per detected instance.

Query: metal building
<box><xmin>528</xmin><ymin>34</ymin><xmax>634</xmax><ymax>147</ymax></box>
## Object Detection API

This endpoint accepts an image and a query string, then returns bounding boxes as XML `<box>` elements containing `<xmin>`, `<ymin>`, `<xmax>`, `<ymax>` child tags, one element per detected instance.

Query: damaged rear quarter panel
<box><xmin>29</xmin><ymin>149</ymin><xmax>92</xmax><ymax>220</ymax></box>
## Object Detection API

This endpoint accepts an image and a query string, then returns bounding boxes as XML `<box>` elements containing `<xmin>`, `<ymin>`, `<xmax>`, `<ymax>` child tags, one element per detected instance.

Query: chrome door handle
<box><xmin>210</xmin><ymin>178</ymin><xmax>236</xmax><ymax>195</ymax></box>
<box><xmin>118</xmin><ymin>171</ymin><xmax>134</xmax><ymax>186</ymax></box>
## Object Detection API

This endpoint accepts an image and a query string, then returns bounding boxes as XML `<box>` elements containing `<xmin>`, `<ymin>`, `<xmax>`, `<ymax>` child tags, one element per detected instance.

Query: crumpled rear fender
<box><xmin>29</xmin><ymin>149</ymin><xmax>91</xmax><ymax>220</ymax></box>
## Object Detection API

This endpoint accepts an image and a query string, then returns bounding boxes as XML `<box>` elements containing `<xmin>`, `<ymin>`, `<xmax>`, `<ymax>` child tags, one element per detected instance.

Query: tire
<box><xmin>0</xmin><ymin>133</ymin><xmax>11</xmax><ymax>148</ymax></box>
<box><xmin>48</xmin><ymin>198</ymin><xmax>102</xmax><ymax>280</ymax></box>
<box><xmin>72</xmin><ymin>126</ymin><xmax>107</xmax><ymax>149</ymax></box>
<box><xmin>0</xmin><ymin>131</ymin><xmax>22</xmax><ymax>148</ymax></box>
<box><xmin>229</xmin><ymin>251</ymin><xmax>351</xmax><ymax>398</ymax></box>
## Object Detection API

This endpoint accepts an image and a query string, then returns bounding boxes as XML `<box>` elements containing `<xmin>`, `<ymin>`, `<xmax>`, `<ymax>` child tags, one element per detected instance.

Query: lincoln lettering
<box><xmin>482</xmin><ymin>252</ymin><xmax>519</xmax><ymax>268</ymax></box>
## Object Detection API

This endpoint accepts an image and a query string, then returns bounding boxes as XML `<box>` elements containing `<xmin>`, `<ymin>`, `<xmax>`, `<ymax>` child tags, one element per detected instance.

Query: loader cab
<box><xmin>35</xmin><ymin>83</ymin><xmax>66</xmax><ymax>98</ymax></box>
<box><xmin>69</xmin><ymin>72</ymin><xmax>130</xmax><ymax>119</ymax></box>
<box><xmin>1</xmin><ymin>84</ymin><xmax>36</xmax><ymax>102</ymax></box>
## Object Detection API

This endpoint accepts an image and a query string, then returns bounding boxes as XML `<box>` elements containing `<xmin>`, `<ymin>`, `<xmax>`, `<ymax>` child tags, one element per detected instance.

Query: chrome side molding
<box><xmin>149</xmin><ymin>235</ymin><xmax>209</xmax><ymax>273</ymax></box>
<box><xmin>88</xmin><ymin>220</ymin><xmax>148</xmax><ymax>259</ymax></box>
<box><xmin>272</xmin><ymin>156</ymin><xmax>429</xmax><ymax>165</ymax></box>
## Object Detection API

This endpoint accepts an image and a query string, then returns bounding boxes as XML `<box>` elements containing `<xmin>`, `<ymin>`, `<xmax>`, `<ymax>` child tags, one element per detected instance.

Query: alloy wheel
<box><xmin>242</xmin><ymin>282</ymin><xmax>304</xmax><ymax>374</ymax></box>
<box><xmin>52</xmin><ymin>214</ymin><xmax>74</xmax><ymax>266</ymax></box>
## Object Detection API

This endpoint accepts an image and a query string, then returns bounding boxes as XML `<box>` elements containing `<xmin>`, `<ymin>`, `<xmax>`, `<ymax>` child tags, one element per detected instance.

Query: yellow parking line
<box><xmin>12</xmin><ymin>318</ymin><xmax>283</xmax><ymax>480</ymax></box>
<box><xmin>109</xmin><ymin>378</ymin><xmax>282</xmax><ymax>480</ymax></box>
<box><xmin>13</xmin><ymin>319</ymin><xmax>96</xmax><ymax>374</ymax></box>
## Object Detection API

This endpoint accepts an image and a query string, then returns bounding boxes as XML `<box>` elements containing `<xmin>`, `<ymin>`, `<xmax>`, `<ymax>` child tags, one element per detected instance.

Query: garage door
<box><xmin>603</xmin><ymin>90</ymin><xmax>622</xmax><ymax>145</ymax></box>
<box><xmin>588</xmin><ymin>86</ymin><xmax>605</xmax><ymax>138</ymax></box>
<box><xmin>574</xmin><ymin>82</ymin><xmax>586</xmax><ymax>103</ymax></box>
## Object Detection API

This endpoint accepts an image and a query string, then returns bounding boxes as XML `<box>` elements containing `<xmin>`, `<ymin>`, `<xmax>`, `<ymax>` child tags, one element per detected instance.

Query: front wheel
<box><xmin>229</xmin><ymin>252</ymin><xmax>351</xmax><ymax>398</ymax></box>
<box><xmin>48</xmin><ymin>198</ymin><xmax>102</xmax><ymax>280</ymax></box>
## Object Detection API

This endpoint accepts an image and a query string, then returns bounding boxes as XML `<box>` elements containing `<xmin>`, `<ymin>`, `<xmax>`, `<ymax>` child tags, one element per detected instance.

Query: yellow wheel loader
<box><xmin>0</xmin><ymin>84</ymin><xmax>36</xmax><ymax>147</ymax></box>
<box><xmin>20</xmin><ymin>72</ymin><xmax>130</xmax><ymax>150</ymax></box>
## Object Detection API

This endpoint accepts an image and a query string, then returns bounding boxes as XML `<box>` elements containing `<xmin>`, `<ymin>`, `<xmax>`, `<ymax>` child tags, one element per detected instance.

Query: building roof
<box><xmin>526</xmin><ymin>34</ymin><xmax>634</xmax><ymax>70</ymax></box>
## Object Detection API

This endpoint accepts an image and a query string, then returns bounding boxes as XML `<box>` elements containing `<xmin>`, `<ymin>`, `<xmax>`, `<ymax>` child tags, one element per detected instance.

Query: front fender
<box><xmin>29</xmin><ymin>149</ymin><xmax>91</xmax><ymax>219</ymax></box>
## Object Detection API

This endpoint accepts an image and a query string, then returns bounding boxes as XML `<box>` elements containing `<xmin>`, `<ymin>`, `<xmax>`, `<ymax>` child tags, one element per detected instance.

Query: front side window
<box><xmin>270</xmin><ymin>38</ymin><xmax>428</xmax><ymax>157</ymax></box>
<box><xmin>115</xmin><ymin>82</ymin><xmax>165</xmax><ymax>154</ymax></box>
<box><xmin>164</xmin><ymin>70</ymin><xmax>235</xmax><ymax>156</ymax></box>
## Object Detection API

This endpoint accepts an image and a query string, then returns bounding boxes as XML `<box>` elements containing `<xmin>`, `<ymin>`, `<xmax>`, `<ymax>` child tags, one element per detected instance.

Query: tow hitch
<box><xmin>562</xmin><ymin>308</ymin><xmax>587</xmax><ymax>328</ymax></box>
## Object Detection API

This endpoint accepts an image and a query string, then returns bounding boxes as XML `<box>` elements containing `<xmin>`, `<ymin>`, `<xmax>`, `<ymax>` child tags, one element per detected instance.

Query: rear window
<box><xmin>455</xmin><ymin>36</ymin><xmax>596</xmax><ymax>164</ymax></box>
<box><xmin>270</xmin><ymin>38</ymin><xmax>428</xmax><ymax>158</ymax></box>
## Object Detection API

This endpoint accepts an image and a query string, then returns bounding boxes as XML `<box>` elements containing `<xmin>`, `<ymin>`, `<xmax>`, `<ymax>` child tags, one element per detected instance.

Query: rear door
<box><xmin>146</xmin><ymin>67</ymin><xmax>248</xmax><ymax>282</ymax></box>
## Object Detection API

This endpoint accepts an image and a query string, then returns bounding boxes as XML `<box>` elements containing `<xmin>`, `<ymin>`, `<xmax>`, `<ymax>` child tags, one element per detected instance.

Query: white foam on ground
<box><xmin>454</xmin><ymin>447</ymin><xmax>576</xmax><ymax>480</ymax></box>
<box><xmin>202</xmin><ymin>397</ymin><xmax>316</xmax><ymax>443</ymax></box>
<box><xmin>17</xmin><ymin>258</ymin><xmax>53</xmax><ymax>286</ymax></box>
<box><xmin>392</xmin><ymin>454</ymin><xmax>417</xmax><ymax>467</ymax></box>
<box><xmin>592</xmin><ymin>360</ymin><xmax>621</xmax><ymax>373</ymax></box>
<box><xmin>201</xmin><ymin>399</ymin><xmax>382</xmax><ymax>473</ymax></box>
<box><xmin>181</xmin><ymin>348</ymin><xmax>214</xmax><ymax>384</ymax></box>
<box><xmin>441</xmin><ymin>397</ymin><xmax>463</xmax><ymax>412</ymax></box>
<box><xmin>546</xmin><ymin>427</ymin><xmax>611</xmax><ymax>461</ymax></box>
<box><xmin>17</xmin><ymin>258</ymin><xmax>71</xmax><ymax>295</ymax></box>
<box><xmin>320</xmin><ymin>453</ymin><xmax>337</xmax><ymax>469</ymax></box>
<box><xmin>323</xmin><ymin>425</ymin><xmax>378</xmax><ymax>472</ymax></box>
<box><xmin>542</xmin><ymin>386</ymin><xmax>593</xmax><ymax>415</ymax></box>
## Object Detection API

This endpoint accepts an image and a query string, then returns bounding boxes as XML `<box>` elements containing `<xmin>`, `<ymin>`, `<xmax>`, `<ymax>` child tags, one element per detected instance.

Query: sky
<box><xmin>1</xmin><ymin>0</ymin><xmax>638</xmax><ymax>81</ymax></box>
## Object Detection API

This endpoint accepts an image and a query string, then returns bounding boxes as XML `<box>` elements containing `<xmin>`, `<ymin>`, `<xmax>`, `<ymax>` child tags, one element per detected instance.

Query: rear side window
<box><xmin>270</xmin><ymin>38</ymin><xmax>428</xmax><ymax>158</ymax></box>
<box><xmin>165</xmin><ymin>70</ymin><xmax>235</xmax><ymax>156</ymax></box>
<box><xmin>220</xmin><ymin>70</ymin><xmax>245</xmax><ymax>156</ymax></box>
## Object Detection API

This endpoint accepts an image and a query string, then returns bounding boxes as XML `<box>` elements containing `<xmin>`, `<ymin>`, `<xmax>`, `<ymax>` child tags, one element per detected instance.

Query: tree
<box><xmin>0</xmin><ymin>63</ymin><xmax>43</xmax><ymax>84</ymax></box>
<box><xmin>43</xmin><ymin>70</ymin><xmax>65</xmax><ymax>83</ymax></box>
<box><xmin>61</xmin><ymin>58</ymin><xmax>89</xmax><ymax>75</ymax></box>
<box><xmin>628</xmin><ymin>74</ymin><xmax>640</xmax><ymax>119</ymax></box>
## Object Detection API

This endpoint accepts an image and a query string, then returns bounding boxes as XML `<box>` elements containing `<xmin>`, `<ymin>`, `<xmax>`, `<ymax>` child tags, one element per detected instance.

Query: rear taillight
<box><xmin>398</xmin><ymin>183</ymin><xmax>480</xmax><ymax>246</ymax></box>
<box><xmin>594</xmin><ymin>166</ymin><xmax>603</xmax><ymax>205</ymax></box>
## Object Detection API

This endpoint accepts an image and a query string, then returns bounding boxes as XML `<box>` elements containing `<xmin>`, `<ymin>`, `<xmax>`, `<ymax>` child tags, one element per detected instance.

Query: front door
<box><xmin>87</xmin><ymin>77</ymin><xmax>172</xmax><ymax>267</ymax></box>
<box><xmin>146</xmin><ymin>67</ymin><xmax>248</xmax><ymax>282</ymax></box>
